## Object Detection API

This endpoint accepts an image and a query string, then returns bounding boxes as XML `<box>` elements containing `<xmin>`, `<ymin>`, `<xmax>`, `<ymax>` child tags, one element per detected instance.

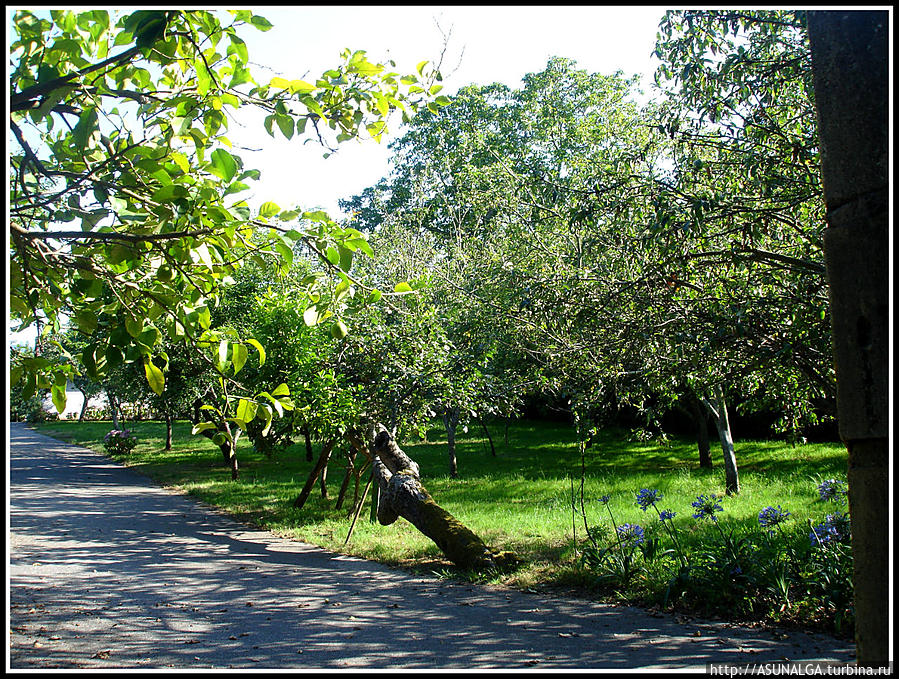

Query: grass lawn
<box><xmin>32</xmin><ymin>417</ymin><xmax>849</xmax><ymax>626</ymax></box>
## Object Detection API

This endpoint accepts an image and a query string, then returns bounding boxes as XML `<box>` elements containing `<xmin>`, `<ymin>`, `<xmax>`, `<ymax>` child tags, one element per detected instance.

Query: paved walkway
<box><xmin>8</xmin><ymin>422</ymin><xmax>855</xmax><ymax>669</ymax></box>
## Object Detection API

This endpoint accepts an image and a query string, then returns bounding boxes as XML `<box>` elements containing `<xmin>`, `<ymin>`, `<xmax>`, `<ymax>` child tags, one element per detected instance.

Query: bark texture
<box><xmin>688</xmin><ymin>396</ymin><xmax>712</xmax><ymax>468</ymax></box>
<box><xmin>702</xmin><ymin>388</ymin><xmax>739</xmax><ymax>494</ymax></box>
<box><xmin>807</xmin><ymin>11</ymin><xmax>889</xmax><ymax>666</ymax></box>
<box><xmin>347</xmin><ymin>424</ymin><xmax>516</xmax><ymax>571</ymax></box>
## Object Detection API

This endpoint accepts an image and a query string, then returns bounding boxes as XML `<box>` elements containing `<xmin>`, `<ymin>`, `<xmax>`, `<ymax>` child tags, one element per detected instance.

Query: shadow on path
<box><xmin>8</xmin><ymin>423</ymin><xmax>855</xmax><ymax>669</ymax></box>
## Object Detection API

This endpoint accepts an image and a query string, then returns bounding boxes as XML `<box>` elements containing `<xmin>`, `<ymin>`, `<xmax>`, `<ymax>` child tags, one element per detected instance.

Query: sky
<box><xmin>230</xmin><ymin>6</ymin><xmax>668</xmax><ymax>216</ymax></box>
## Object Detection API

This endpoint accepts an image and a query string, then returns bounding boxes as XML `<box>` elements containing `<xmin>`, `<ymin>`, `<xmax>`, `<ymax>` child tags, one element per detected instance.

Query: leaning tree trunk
<box><xmin>476</xmin><ymin>413</ymin><xmax>497</xmax><ymax>457</ymax></box>
<box><xmin>293</xmin><ymin>439</ymin><xmax>336</xmax><ymax>509</ymax></box>
<box><xmin>77</xmin><ymin>390</ymin><xmax>90</xmax><ymax>423</ymax></box>
<box><xmin>807</xmin><ymin>11</ymin><xmax>889</xmax><ymax>666</ymax></box>
<box><xmin>702</xmin><ymin>387</ymin><xmax>739</xmax><ymax>495</ymax></box>
<box><xmin>335</xmin><ymin>447</ymin><xmax>358</xmax><ymax>511</ymax></box>
<box><xmin>346</xmin><ymin>424</ymin><xmax>516</xmax><ymax>571</ymax></box>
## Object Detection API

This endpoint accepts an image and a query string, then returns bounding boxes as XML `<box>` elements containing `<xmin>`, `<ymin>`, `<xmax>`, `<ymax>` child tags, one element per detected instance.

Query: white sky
<box><xmin>231</xmin><ymin>5</ymin><xmax>668</xmax><ymax>215</ymax></box>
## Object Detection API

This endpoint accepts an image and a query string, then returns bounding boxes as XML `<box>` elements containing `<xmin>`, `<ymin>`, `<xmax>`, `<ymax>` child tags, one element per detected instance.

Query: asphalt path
<box><xmin>8</xmin><ymin>422</ymin><xmax>856</xmax><ymax>670</ymax></box>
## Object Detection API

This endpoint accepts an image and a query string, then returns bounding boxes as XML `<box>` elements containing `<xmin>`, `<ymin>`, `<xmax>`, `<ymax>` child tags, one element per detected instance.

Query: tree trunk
<box><xmin>109</xmin><ymin>392</ymin><xmax>120</xmax><ymax>429</ymax></box>
<box><xmin>369</xmin><ymin>475</ymin><xmax>380</xmax><ymax>524</ymax></box>
<box><xmin>807</xmin><ymin>11</ymin><xmax>889</xmax><ymax>666</ymax></box>
<box><xmin>197</xmin><ymin>426</ymin><xmax>239</xmax><ymax>480</ymax></box>
<box><xmin>302</xmin><ymin>426</ymin><xmax>314</xmax><ymax>462</ymax></box>
<box><xmin>77</xmin><ymin>387</ymin><xmax>90</xmax><ymax>423</ymax></box>
<box><xmin>443</xmin><ymin>407</ymin><xmax>460</xmax><ymax>478</ymax></box>
<box><xmin>319</xmin><ymin>462</ymin><xmax>329</xmax><ymax>499</ymax></box>
<box><xmin>164</xmin><ymin>411</ymin><xmax>173</xmax><ymax>451</ymax></box>
<box><xmin>293</xmin><ymin>439</ymin><xmax>336</xmax><ymax>509</ymax></box>
<box><xmin>689</xmin><ymin>396</ymin><xmax>712</xmax><ymax>468</ymax></box>
<box><xmin>335</xmin><ymin>447</ymin><xmax>357</xmax><ymax>511</ymax></box>
<box><xmin>477</xmin><ymin>413</ymin><xmax>497</xmax><ymax>456</ymax></box>
<box><xmin>350</xmin><ymin>424</ymin><xmax>516</xmax><ymax>571</ymax></box>
<box><xmin>702</xmin><ymin>387</ymin><xmax>739</xmax><ymax>495</ymax></box>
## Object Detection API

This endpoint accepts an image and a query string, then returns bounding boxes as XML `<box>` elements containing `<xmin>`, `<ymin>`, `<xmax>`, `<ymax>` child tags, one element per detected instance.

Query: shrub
<box><xmin>103</xmin><ymin>429</ymin><xmax>137</xmax><ymax>455</ymax></box>
<box><xmin>580</xmin><ymin>480</ymin><xmax>854</xmax><ymax>636</ymax></box>
<box><xmin>26</xmin><ymin>406</ymin><xmax>58</xmax><ymax>423</ymax></box>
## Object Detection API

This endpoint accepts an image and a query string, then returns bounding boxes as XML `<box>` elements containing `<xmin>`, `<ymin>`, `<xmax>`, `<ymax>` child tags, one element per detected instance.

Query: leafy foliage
<box><xmin>9</xmin><ymin>9</ymin><xmax>443</xmax><ymax>445</ymax></box>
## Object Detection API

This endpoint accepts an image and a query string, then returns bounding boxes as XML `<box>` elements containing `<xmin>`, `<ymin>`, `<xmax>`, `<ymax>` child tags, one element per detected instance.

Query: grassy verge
<box><xmin>32</xmin><ymin>418</ymin><xmax>849</xmax><ymax>633</ymax></box>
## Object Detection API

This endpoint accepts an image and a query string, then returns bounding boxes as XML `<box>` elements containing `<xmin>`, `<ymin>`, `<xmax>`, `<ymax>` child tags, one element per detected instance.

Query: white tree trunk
<box><xmin>702</xmin><ymin>387</ymin><xmax>740</xmax><ymax>494</ymax></box>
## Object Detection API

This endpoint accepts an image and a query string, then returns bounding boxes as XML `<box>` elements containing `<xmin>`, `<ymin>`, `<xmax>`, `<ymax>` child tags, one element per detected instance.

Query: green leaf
<box><xmin>232</xmin><ymin>343</ymin><xmax>248</xmax><ymax>374</ymax></box>
<box><xmin>259</xmin><ymin>201</ymin><xmax>281</xmax><ymax>218</ymax></box>
<box><xmin>143</xmin><ymin>356</ymin><xmax>165</xmax><ymax>395</ymax></box>
<box><xmin>275</xmin><ymin>113</ymin><xmax>294</xmax><ymax>139</ymax></box>
<box><xmin>235</xmin><ymin>398</ymin><xmax>257</xmax><ymax>423</ymax></box>
<box><xmin>170</xmin><ymin>151</ymin><xmax>190</xmax><ymax>174</ymax></box>
<box><xmin>210</xmin><ymin>148</ymin><xmax>239</xmax><ymax>182</ymax></box>
<box><xmin>289</xmin><ymin>79</ymin><xmax>315</xmax><ymax>94</ymax></box>
<box><xmin>125</xmin><ymin>316</ymin><xmax>144</xmax><ymax>338</ymax></box>
<box><xmin>72</xmin><ymin>108</ymin><xmax>98</xmax><ymax>149</ymax></box>
<box><xmin>75</xmin><ymin>309</ymin><xmax>98</xmax><ymax>334</ymax></box>
<box><xmin>393</xmin><ymin>281</ymin><xmax>413</xmax><ymax>293</ymax></box>
<box><xmin>271</xmin><ymin>382</ymin><xmax>290</xmax><ymax>397</ymax></box>
<box><xmin>247</xmin><ymin>338</ymin><xmax>266</xmax><ymax>366</ymax></box>
<box><xmin>258</xmin><ymin>403</ymin><xmax>273</xmax><ymax>436</ymax></box>
<box><xmin>250</xmin><ymin>15</ymin><xmax>273</xmax><ymax>31</ymax></box>
<box><xmin>51</xmin><ymin>383</ymin><xmax>67</xmax><ymax>414</ymax></box>
<box><xmin>274</xmin><ymin>240</ymin><xmax>294</xmax><ymax>266</ymax></box>
<box><xmin>303</xmin><ymin>306</ymin><xmax>321</xmax><ymax>326</ymax></box>
<box><xmin>337</xmin><ymin>245</ymin><xmax>353</xmax><ymax>272</ymax></box>
<box><xmin>151</xmin><ymin>184</ymin><xmax>188</xmax><ymax>203</ymax></box>
<box><xmin>191</xmin><ymin>422</ymin><xmax>218</xmax><ymax>435</ymax></box>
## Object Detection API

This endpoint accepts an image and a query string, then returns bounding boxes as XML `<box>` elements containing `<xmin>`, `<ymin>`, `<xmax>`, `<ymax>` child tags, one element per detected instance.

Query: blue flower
<box><xmin>810</xmin><ymin>512</ymin><xmax>851</xmax><ymax>547</ymax></box>
<box><xmin>597</xmin><ymin>494</ymin><xmax>611</xmax><ymax>505</ymax></box>
<box><xmin>636</xmin><ymin>488</ymin><xmax>663</xmax><ymax>511</ymax></box>
<box><xmin>758</xmin><ymin>505</ymin><xmax>791</xmax><ymax>530</ymax></box>
<box><xmin>616</xmin><ymin>523</ymin><xmax>645</xmax><ymax>546</ymax></box>
<box><xmin>817</xmin><ymin>479</ymin><xmax>847</xmax><ymax>503</ymax></box>
<box><xmin>691</xmin><ymin>494</ymin><xmax>724</xmax><ymax>522</ymax></box>
<box><xmin>659</xmin><ymin>509</ymin><xmax>676</xmax><ymax>522</ymax></box>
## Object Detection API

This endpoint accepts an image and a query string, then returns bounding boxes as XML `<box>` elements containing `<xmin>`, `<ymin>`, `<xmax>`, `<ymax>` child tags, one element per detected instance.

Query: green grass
<box><xmin>32</xmin><ymin>417</ymin><xmax>849</xmax><ymax>627</ymax></box>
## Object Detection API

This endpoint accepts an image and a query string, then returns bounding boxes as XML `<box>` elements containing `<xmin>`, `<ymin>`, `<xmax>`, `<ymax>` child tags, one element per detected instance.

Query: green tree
<box><xmin>9</xmin><ymin>8</ymin><xmax>440</xmax><ymax>437</ymax></box>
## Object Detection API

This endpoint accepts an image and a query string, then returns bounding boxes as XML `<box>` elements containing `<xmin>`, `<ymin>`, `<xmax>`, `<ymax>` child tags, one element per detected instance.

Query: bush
<box><xmin>103</xmin><ymin>428</ymin><xmax>137</xmax><ymax>455</ymax></box>
<box><xmin>26</xmin><ymin>406</ymin><xmax>58</xmax><ymax>423</ymax></box>
<box><xmin>580</xmin><ymin>479</ymin><xmax>854</xmax><ymax>636</ymax></box>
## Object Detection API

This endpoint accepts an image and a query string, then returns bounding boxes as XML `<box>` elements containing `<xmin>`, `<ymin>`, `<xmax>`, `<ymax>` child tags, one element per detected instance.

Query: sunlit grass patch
<box><xmin>32</xmin><ymin>417</ymin><xmax>848</xmax><ymax>633</ymax></box>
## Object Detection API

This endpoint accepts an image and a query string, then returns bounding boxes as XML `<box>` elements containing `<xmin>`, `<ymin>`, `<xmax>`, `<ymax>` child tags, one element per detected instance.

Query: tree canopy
<box><xmin>9</xmin><ymin>8</ymin><xmax>444</xmax><ymax>433</ymax></box>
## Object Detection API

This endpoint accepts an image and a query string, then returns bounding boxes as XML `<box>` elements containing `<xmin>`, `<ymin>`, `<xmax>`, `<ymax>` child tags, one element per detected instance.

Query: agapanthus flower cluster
<box><xmin>810</xmin><ymin>512</ymin><xmax>851</xmax><ymax>547</ymax></box>
<box><xmin>636</xmin><ymin>488</ymin><xmax>662</xmax><ymax>511</ymax></box>
<box><xmin>758</xmin><ymin>505</ymin><xmax>791</xmax><ymax>532</ymax></box>
<box><xmin>616</xmin><ymin>523</ymin><xmax>645</xmax><ymax>547</ymax></box>
<box><xmin>817</xmin><ymin>479</ymin><xmax>847</xmax><ymax>504</ymax></box>
<box><xmin>658</xmin><ymin>509</ymin><xmax>676</xmax><ymax>522</ymax></box>
<box><xmin>691</xmin><ymin>494</ymin><xmax>724</xmax><ymax>522</ymax></box>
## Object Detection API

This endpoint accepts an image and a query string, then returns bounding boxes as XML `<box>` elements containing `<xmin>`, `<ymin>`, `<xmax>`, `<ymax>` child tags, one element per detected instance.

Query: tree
<box><xmin>807</xmin><ymin>10</ymin><xmax>889</xmax><ymax>666</ymax></box>
<box><xmin>8</xmin><ymin>10</ymin><xmax>517</xmax><ymax>569</ymax></box>
<box><xmin>9</xmin><ymin>8</ymin><xmax>441</xmax><ymax>441</ymax></box>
